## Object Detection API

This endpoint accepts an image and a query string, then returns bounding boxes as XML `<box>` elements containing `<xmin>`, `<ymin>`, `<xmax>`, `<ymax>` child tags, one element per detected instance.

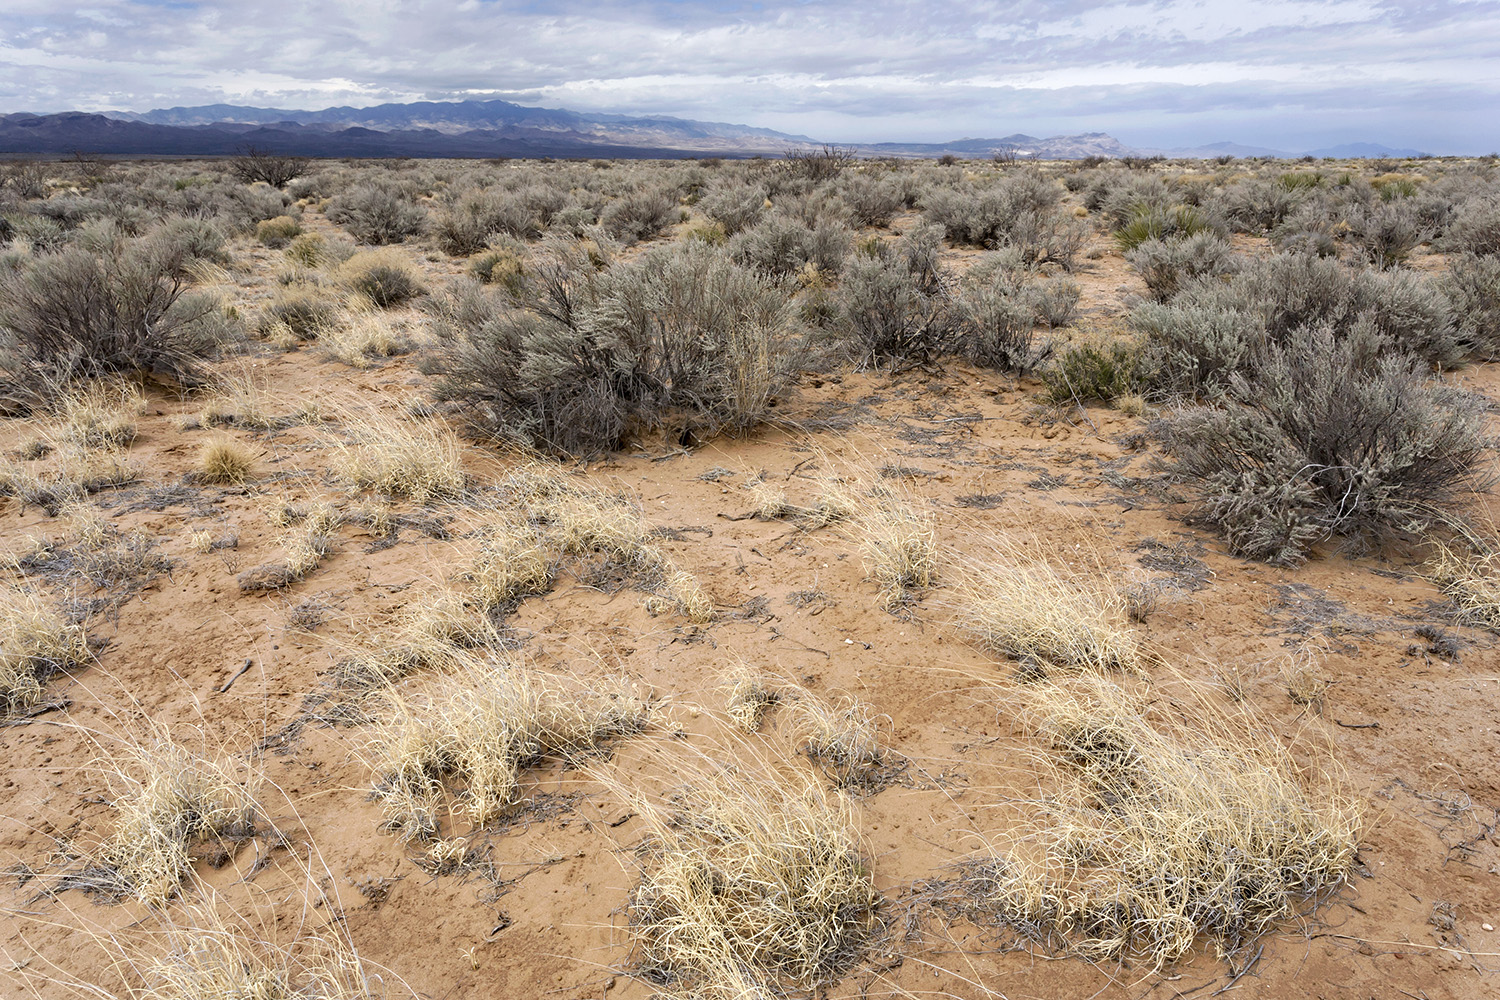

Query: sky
<box><xmin>1</xmin><ymin>0</ymin><xmax>1497</xmax><ymax>153</ymax></box>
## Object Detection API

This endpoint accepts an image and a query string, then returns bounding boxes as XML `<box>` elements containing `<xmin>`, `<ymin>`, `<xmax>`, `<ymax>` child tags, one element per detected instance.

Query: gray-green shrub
<box><xmin>424</xmin><ymin>238</ymin><xmax>798</xmax><ymax>454</ymax></box>
<box><xmin>1153</xmin><ymin>327</ymin><xmax>1488</xmax><ymax>564</ymax></box>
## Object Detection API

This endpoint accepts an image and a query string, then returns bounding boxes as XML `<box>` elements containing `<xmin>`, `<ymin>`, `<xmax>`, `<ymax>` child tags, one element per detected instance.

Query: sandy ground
<box><xmin>1</xmin><ymin>203</ymin><xmax>1497</xmax><ymax>1000</ymax></box>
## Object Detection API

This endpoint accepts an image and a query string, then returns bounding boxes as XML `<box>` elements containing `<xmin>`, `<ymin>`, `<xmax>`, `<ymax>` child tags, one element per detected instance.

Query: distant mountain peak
<box><xmin>0</xmin><ymin>98</ymin><xmax>1434</xmax><ymax>160</ymax></box>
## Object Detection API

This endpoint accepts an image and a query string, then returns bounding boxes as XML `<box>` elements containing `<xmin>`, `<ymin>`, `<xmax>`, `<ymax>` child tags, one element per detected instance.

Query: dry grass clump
<box><xmin>318</xmin><ymin>311</ymin><xmax>412</xmax><ymax>368</ymax></box>
<box><xmin>255</xmin><ymin>213</ymin><xmax>303</xmax><ymax>247</ymax></box>
<box><xmin>197</xmin><ymin>370</ymin><xmax>319</xmax><ymax>431</ymax></box>
<box><xmin>285</xmin><ymin>232</ymin><xmax>328</xmax><ymax>268</ymax></box>
<box><xmin>744</xmin><ymin>475</ymin><xmax>791</xmax><ymax>520</ymax></box>
<box><xmin>608</xmin><ymin>751</ymin><xmax>879</xmax><ymax>997</ymax></box>
<box><xmin>962</xmin><ymin>675</ymin><xmax>1361</xmax><ymax>969</ymax></box>
<box><xmin>1428</xmin><ymin>540</ymin><xmax>1500</xmax><ymax>631</ymax></box>
<box><xmin>58</xmin><ymin>381</ymin><xmax>142</xmax><ymax>450</ymax></box>
<box><xmin>955</xmin><ymin>545</ymin><xmax>1142</xmax><ymax>676</ymax></box>
<box><xmin>0</xmin><ymin>583</ymin><xmax>89</xmax><ymax>714</ymax></box>
<box><xmin>723</xmin><ymin>664</ymin><xmax>778</xmax><ymax>732</ymax></box>
<box><xmin>369</xmin><ymin>657</ymin><xmax>649</xmax><ymax>840</ymax></box>
<box><xmin>334</xmin><ymin>248</ymin><xmax>426</xmax><ymax>308</ymax></box>
<box><xmin>821</xmin><ymin>476</ymin><xmax>936</xmax><ymax>608</ymax></box>
<box><xmin>645</xmin><ymin>568</ymin><xmax>714</xmax><ymax>624</ymax></box>
<box><xmin>793</xmin><ymin>692</ymin><xmax>885</xmax><ymax>773</ymax></box>
<box><xmin>282</xmin><ymin>502</ymin><xmax>341</xmax><ymax>579</ymax></box>
<box><xmin>91</xmin><ymin>727</ymin><xmax>259</xmax><ymax>907</ymax></box>
<box><xmin>546</xmin><ymin>489</ymin><xmax>660</xmax><ymax>569</ymax></box>
<box><xmin>335</xmin><ymin>589</ymin><xmax>505</xmax><ymax>688</ymax></box>
<box><xmin>497</xmin><ymin>463</ymin><xmax>652</xmax><ymax>561</ymax></box>
<box><xmin>194</xmin><ymin>434</ymin><xmax>256</xmax><ymax>484</ymax></box>
<box><xmin>0</xmin><ymin>440</ymin><xmax>137</xmax><ymax>512</ymax></box>
<box><xmin>332</xmin><ymin>406</ymin><xmax>467</xmax><ymax>504</ymax></box>
<box><xmin>259</xmin><ymin>284</ymin><xmax>337</xmax><ymax>339</ymax></box>
<box><xmin>488</xmin><ymin>464</ymin><xmax>717</xmax><ymax>622</ymax></box>
<box><xmin>135</xmin><ymin>919</ymin><xmax>380</xmax><ymax>1000</ymax></box>
<box><xmin>240</xmin><ymin>500</ymin><xmax>341</xmax><ymax>591</ymax></box>
<box><xmin>42</xmin><ymin>888</ymin><xmax>401</xmax><ymax>1000</ymax></box>
<box><xmin>466</xmin><ymin>519</ymin><xmax>554</xmax><ymax>611</ymax></box>
<box><xmin>1280</xmin><ymin>647</ymin><xmax>1327</xmax><ymax>707</ymax></box>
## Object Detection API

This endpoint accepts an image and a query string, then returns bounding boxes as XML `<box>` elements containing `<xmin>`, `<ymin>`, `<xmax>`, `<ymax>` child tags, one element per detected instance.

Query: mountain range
<box><xmin>0</xmin><ymin>99</ymin><xmax>1430</xmax><ymax>160</ymax></box>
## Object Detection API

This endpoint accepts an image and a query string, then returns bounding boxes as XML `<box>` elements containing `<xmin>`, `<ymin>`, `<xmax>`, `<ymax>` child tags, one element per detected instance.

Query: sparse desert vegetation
<box><xmin>1</xmin><ymin>151</ymin><xmax>1498</xmax><ymax>1000</ymax></box>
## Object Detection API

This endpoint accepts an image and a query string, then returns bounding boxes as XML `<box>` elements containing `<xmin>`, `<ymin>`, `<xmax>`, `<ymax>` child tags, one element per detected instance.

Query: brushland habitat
<box><xmin>0</xmin><ymin>147</ymin><xmax>1497</xmax><ymax>999</ymax></box>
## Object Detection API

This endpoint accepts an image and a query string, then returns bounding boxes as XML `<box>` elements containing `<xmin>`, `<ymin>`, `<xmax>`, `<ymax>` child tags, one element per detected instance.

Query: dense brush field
<box><xmin>0</xmin><ymin>150</ymin><xmax>1497</xmax><ymax>999</ymax></box>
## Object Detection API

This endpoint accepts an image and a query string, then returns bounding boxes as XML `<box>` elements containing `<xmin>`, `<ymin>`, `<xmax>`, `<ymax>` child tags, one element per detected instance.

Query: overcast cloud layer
<box><xmin>2</xmin><ymin>1</ymin><xmax>1496</xmax><ymax>152</ymax></box>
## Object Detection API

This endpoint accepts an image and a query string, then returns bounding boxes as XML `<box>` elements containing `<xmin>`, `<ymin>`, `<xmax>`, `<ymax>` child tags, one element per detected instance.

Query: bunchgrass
<box><xmin>24</xmin><ymin>882</ymin><xmax>406</xmax><ymax>1000</ymax></box>
<box><xmin>954</xmin><ymin>541</ymin><xmax>1142</xmax><ymax>676</ymax></box>
<box><xmin>960</xmin><ymin>674</ymin><xmax>1361</xmax><ymax>969</ymax></box>
<box><xmin>820</xmin><ymin>473</ymin><xmax>936</xmax><ymax>608</ymax></box>
<box><xmin>282</xmin><ymin>501</ymin><xmax>342</xmax><ymax>579</ymax></box>
<box><xmin>335</xmin><ymin>589</ymin><xmax>505</xmax><ymax>687</ymax></box>
<box><xmin>602</xmin><ymin>746</ymin><xmax>880</xmax><ymax>997</ymax></box>
<box><xmin>195</xmin><ymin>434</ymin><xmax>256</xmax><ymax>484</ymax></box>
<box><xmin>466</xmin><ymin>519</ymin><xmax>554</xmax><ymax>611</ymax></box>
<box><xmin>332</xmin><ymin>405</ymin><xmax>467</xmax><ymax>504</ymax></box>
<box><xmin>368</xmin><ymin>656</ymin><xmax>649</xmax><ymax>840</ymax></box>
<box><xmin>645</xmin><ymin>568</ymin><xmax>714</xmax><ymax>624</ymax></box>
<box><xmin>1428</xmin><ymin>540</ymin><xmax>1500</xmax><ymax>631</ymax></box>
<box><xmin>722</xmin><ymin>663</ymin><xmax>778</xmax><ymax>732</ymax></box>
<box><xmin>90</xmin><ymin>726</ymin><xmax>259</xmax><ymax>907</ymax></box>
<box><xmin>792</xmin><ymin>691</ymin><xmax>885</xmax><ymax>772</ymax></box>
<box><xmin>0</xmin><ymin>583</ymin><xmax>90</xmax><ymax>714</ymax></box>
<box><xmin>57</xmin><ymin>380</ymin><xmax>142</xmax><ymax>451</ymax></box>
<box><xmin>318</xmin><ymin>311</ymin><xmax>412</xmax><ymax>368</ymax></box>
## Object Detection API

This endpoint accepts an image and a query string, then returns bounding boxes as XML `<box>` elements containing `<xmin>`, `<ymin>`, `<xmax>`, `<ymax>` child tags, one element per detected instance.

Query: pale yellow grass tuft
<box><xmin>369</xmin><ymin>656</ymin><xmax>648</xmax><ymax>840</ymax></box>
<box><xmin>335</xmin><ymin>589</ymin><xmax>504</xmax><ymax>688</ymax></box>
<box><xmin>0</xmin><ymin>584</ymin><xmax>90</xmax><ymax>714</ymax></box>
<box><xmin>1</xmin><ymin>441</ymin><xmax>137</xmax><ymax>511</ymax></box>
<box><xmin>195</xmin><ymin>434</ymin><xmax>256</xmax><ymax>485</ymax></box>
<box><xmin>792</xmin><ymin>691</ymin><xmax>884</xmax><ymax>771</ymax></box>
<box><xmin>1428</xmin><ymin>540</ymin><xmax>1500</xmax><ymax>631</ymax></box>
<box><xmin>599</xmin><ymin>747</ymin><xmax>879</xmax><ymax>997</ymax></box>
<box><xmin>61</xmin><ymin>497</ymin><xmax>108</xmax><ymax>548</ymax></box>
<box><xmin>137</xmin><ymin>916</ymin><xmax>379</xmax><ymax>1000</ymax></box>
<box><xmin>319</xmin><ymin>311</ymin><xmax>412</xmax><ymax>368</ymax></box>
<box><xmin>965</xmin><ymin>673</ymin><xmax>1361</xmax><ymax>969</ymax></box>
<box><xmin>58</xmin><ymin>380</ymin><xmax>143</xmax><ymax>450</ymax></box>
<box><xmin>499</xmin><ymin>463</ymin><xmax>666</xmax><ymax>571</ymax></box>
<box><xmin>199</xmin><ymin>370</ymin><xmax>315</xmax><ymax>430</ymax></box>
<box><xmin>646</xmin><ymin>568</ymin><xmax>714</xmax><ymax>623</ymax></box>
<box><xmin>745</xmin><ymin>475</ymin><xmax>791</xmax><ymax>519</ymax></box>
<box><xmin>824</xmin><ymin>476</ymin><xmax>936</xmax><ymax>608</ymax></box>
<box><xmin>93</xmin><ymin>726</ymin><xmax>259</xmax><ymax>907</ymax></box>
<box><xmin>1280</xmin><ymin>646</ymin><xmax>1327</xmax><ymax>707</ymax></box>
<box><xmin>332</xmin><ymin>406</ymin><xmax>466</xmax><ymax>504</ymax></box>
<box><xmin>281</xmin><ymin>502</ymin><xmax>342</xmax><ymax>579</ymax></box>
<box><xmin>954</xmin><ymin>541</ymin><xmax>1142</xmax><ymax>675</ymax></box>
<box><xmin>466</xmin><ymin>520</ymin><xmax>554</xmax><ymax>610</ymax></box>
<box><xmin>722</xmin><ymin>663</ymin><xmax>778</xmax><ymax>732</ymax></box>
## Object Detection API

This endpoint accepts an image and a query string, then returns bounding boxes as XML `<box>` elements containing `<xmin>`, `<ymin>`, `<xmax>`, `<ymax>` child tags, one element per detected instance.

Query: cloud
<box><xmin>1</xmin><ymin>0</ymin><xmax>1495</xmax><ymax>150</ymax></box>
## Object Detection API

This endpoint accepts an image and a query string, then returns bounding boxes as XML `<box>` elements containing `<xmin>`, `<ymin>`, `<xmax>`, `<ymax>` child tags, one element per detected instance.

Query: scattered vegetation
<box><xmin>332</xmin><ymin>406</ymin><xmax>467</xmax><ymax>503</ymax></box>
<box><xmin>369</xmin><ymin>657</ymin><xmax>648</xmax><ymax>840</ymax></box>
<box><xmin>0</xmin><ymin>583</ymin><xmax>90</xmax><ymax>713</ymax></box>
<box><xmin>606</xmin><ymin>749</ymin><xmax>879</xmax><ymax>998</ymax></box>
<box><xmin>956</xmin><ymin>543</ymin><xmax>1142</xmax><ymax>675</ymax></box>
<box><xmin>89</xmin><ymin>727</ymin><xmax>259</xmax><ymax>906</ymax></box>
<box><xmin>958</xmin><ymin>675</ymin><xmax>1361</xmax><ymax>970</ymax></box>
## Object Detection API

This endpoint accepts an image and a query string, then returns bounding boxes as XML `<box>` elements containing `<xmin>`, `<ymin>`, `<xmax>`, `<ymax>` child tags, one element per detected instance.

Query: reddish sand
<box><xmin>1</xmin><ymin>212</ymin><xmax>1496</xmax><ymax>1000</ymax></box>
